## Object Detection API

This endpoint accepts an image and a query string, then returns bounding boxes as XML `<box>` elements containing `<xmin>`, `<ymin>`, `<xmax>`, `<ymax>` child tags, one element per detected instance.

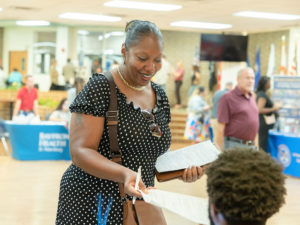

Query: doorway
<box><xmin>9</xmin><ymin>51</ymin><xmax>28</xmax><ymax>79</ymax></box>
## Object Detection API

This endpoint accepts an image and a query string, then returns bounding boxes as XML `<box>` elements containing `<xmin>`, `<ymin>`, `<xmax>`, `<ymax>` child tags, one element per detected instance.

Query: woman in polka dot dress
<box><xmin>56</xmin><ymin>20</ymin><xmax>204</xmax><ymax>225</ymax></box>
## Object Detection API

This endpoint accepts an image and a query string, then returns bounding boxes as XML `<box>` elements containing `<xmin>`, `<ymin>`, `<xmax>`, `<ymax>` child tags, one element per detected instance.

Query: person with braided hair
<box><xmin>56</xmin><ymin>20</ymin><xmax>204</xmax><ymax>225</ymax></box>
<box><xmin>206</xmin><ymin>147</ymin><xmax>286</xmax><ymax>225</ymax></box>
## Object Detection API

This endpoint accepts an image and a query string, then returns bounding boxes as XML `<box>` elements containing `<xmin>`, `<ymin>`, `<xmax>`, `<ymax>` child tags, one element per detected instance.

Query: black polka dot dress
<box><xmin>56</xmin><ymin>74</ymin><xmax>171</xmax><ymax>225</ymax></box>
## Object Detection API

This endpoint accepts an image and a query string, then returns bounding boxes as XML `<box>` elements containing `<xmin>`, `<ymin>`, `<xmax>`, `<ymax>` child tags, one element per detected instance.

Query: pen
<box><xmin>133</xmin><ymin>166</ymin><xmax>142</xmax><ymax>205</ymax></box>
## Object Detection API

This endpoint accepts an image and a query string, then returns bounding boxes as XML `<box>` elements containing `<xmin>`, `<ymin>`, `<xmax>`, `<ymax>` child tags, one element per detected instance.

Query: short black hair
<box><xmin>206</xmin><ymin>148</ymin><xmax>286</xmax><ymax>225</ymax></box>
<box><xmin>124</xmin><ymin>20</ymin><xmax>163</xmax><ymax>50</ymax></box>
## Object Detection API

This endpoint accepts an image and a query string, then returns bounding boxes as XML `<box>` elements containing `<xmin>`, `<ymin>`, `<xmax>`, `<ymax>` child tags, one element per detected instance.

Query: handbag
<box><xmin>104</xmin><ymin>72</ymin><xmax>167</xmax><ymax>225</ymax></box>
<box><xmin>263</xmin><ymin>114</ymin><xmax>276</xmax><ymax>125</ymax></box>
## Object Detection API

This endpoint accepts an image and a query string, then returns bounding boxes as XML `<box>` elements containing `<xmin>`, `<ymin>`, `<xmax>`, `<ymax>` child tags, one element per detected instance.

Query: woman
<box><xmin>49</xmin><ymin>98</ymin><xmax>69</xmax><ymax>123</ymax></box>
<box><xmin>173</xmin><ymin>61</ymin><xmax>184</xmax><ymax>108</ymax></box>
<box><xmin>256</xmin><ymin>76</ymin><xmax>281</xmax><ymax>152</ymax></box>
<box><xmin>56</xmin><ymin>20</ymin><xmax>203</xmax><ymax>225</ymax></box>
<box><xmin>184</xmin><ymin>86</ymin><xmax>211</xmax><ymax>143</ymax></box>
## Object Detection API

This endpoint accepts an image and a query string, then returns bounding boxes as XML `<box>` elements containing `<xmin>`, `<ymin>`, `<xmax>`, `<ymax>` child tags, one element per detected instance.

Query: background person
<box><xmin>8</xmin><ymin>68</ymin><xmax>23</xmax><ymax>87</ymax></box>
<box><xmin>206</xmin><ymin>147</ymin><xmax>286</xmax><ymax>225</ymax></box>
<box><xmin>62</xmin><ymin>58</ymin><xmax>76</xmax><ymax>87</ymax></box>
<box><xmin>56</xmin><ymin>20</ymin><xmax>203</xmax><ymax>225</ymax></box>
<box><xmin>49</xmin><ymin>98</ymin><xmax>69</xmax><ymax>123</ymax></box>
<box><xmin>210</xmin><ymin>82</ymin><xmax>233</xmax><ymax>142</ymax></box>
<box><xmin>173</xmin><ymin>60</ymin><xmax>184</xmax><ymax>108</ymax></box>
<box><xmin>216</xmin><ymin>68</ymin><xmax>259</xmax><ymax>151</ymax></box>
<box><xmin>0</xmin><ymin>66</ymin><xmax>7</xmax><ymax>89</ymax></box>
<box><xmin>187</xmin><ymin>64</ymin><xmax>201</xmax><ymax>98</ymax></box>
<box><xmin>184</xmin><ymin>86</ymin><xmax>211</xmax><ymax>143</ymax></box>
<box><xmin>256</xmin><ymin>76</ymin><xmax>282</xmax><ymax>152</ymax></box>
<box><xmin>12</xmin><ymin>75</ymin><xmax>39</xmax><ymax>118</ymax></box>
<box><xmin>152</xmin><ymin>54</ymin><xmax>172</xmax><ymax>92</ymax></box>
<box><xmin>50</xmin><ymin>59</ymin><xmax>61</xmax><ymax>90</ymax></box>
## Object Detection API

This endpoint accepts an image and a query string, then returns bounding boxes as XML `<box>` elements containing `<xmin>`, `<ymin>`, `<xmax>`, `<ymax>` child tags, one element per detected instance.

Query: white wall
<box><xmin>220</xmin><ymin>62</ymin><xmax>247</xmax><ymax>90</ymax></box>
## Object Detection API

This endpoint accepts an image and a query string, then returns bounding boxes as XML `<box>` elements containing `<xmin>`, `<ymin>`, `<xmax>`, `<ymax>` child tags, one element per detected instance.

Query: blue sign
<box><xmin>5</xmin><ymin>121</ymin><xmax>71</xmax><ymax>161</ymax></box>
<box><xmin>268</xmin><ymin>130</ymin><xmax>300</xmax><ymax>178</ymax></box>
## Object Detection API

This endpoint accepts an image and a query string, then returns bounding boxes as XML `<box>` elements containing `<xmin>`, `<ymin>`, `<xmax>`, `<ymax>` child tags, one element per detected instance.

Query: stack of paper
<box><xmin>155</xmin><ymin>140</ymin><xmax>220</xmax><ymax>173</ymax></box>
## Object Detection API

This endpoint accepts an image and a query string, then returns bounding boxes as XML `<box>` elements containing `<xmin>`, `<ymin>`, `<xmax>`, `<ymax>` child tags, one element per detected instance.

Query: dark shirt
<box><xmin>218</xmin><ymin>87</ymin><xmax>259</xmax><ymax>141</ymax></box>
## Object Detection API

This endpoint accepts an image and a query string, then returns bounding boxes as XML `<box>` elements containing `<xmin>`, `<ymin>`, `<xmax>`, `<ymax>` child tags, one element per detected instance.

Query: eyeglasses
<box><xmin>141</xmin><ymin>110</ymin><xmax>162</xmax><ymax>138</ymax></box>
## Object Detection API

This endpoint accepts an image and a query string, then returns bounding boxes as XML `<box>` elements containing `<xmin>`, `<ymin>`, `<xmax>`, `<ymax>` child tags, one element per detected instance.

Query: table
<box><xmin>4</xmin><ymin>121</ymin><xmax>70</xmax><ymax>160</ymax></box>
<box><xmin>268</xmin><ymin>131</ymin><xmax>300</xmax><ymax>178</ymax></box>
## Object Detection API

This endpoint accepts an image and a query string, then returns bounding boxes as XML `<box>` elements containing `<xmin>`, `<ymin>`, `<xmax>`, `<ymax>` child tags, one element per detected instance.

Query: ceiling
<box><xmin>0</xmin><ymin>0</ymin><xmax>300</xmax><ymax>34</ymax></box>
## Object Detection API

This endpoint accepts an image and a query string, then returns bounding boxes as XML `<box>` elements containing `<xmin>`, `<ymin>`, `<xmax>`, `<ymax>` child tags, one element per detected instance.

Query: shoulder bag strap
<box><xmin>103</xmin><ymin>71</ymin><xmax>122</xmax><ymax>164</ymax></box>
<box><xmin>103</xmin><ymin>72</ymin><xmax>127</xmax><ymax>200</ymax></box>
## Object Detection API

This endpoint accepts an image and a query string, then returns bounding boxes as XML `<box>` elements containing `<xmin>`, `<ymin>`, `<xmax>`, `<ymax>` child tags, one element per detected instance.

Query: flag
<box><xmin>289</xmin><ymin>41</ymin><xmax>297</xmax><ymax>76</ymax></box>
<box><xmin>246</xmin><ymin>55</ymin><xmax>250</xmax><ymax>67</ymax></box>
<box><xmin>266</xmin><ymin>43</ymin><xmax>275</xmax><ymax>76</ymax></box>
<box><xmin>254</xmin><ymin>46</ymin><xmax>261</xmax><ymax>89</ymax></box>
<box><xmin>280</xmin><ymin>35</ymin><xmax>287</xmax><ymax>75</ymax></box>
<box><xmin>217</xmin><ymin>62</ymin><xmax>222</xmax><ymax>90</ymax></box>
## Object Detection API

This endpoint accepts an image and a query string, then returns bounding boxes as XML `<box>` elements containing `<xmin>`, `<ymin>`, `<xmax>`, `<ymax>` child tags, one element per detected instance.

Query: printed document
<box><xmin>142</xmin><ymin>189</ymin><xmax>209</xmax><ymax>224</ymax></box>
<box><xmin>155</xmin><ymin>140</ymin><xmax>220</xmax><ymax>173</ymax></box>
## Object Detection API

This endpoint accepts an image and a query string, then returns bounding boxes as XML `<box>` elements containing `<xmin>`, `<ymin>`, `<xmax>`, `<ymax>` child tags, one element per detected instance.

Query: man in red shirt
<box><xmin>216</xmin><ymin>68</ymin><xmax>259</xmax><ymax>151</ymax></box>
<box><xmin>13</xmin><ymin>75</ymin><xmax>39</xmax><ymax>118</ymax></box>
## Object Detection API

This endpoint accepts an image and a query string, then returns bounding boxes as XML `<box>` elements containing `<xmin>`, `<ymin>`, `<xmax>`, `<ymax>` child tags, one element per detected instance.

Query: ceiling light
<box><xmin>109</xmin><ymin>31</ymin><xmax>125</xmax><ymax>36</ymax></box>
<box><xmin>170</xmin><ymin>21</ymin><xmax>232</xmax><ymax>29</ymax></box>
<box><xmin>0</xmin><ymin>8</ymin><xmax>2</xmax><ymax>11</ymax></box>
<box><xmin>104</xmin><ymin>0</ymin><xmax>182</xmax><ymax>11</ymax></box>
<box><xmin>16</xmin><ymin>20</ymin><xmax>50</xmax><ymax>26</ymax></box>
<box><xmin>59</xmin><ymin>12</ymin><xmax>121</xmax><ymax>22</ymax></box>
<box><xmin>233</xmin><ymin>11</ymin><xmax>300</xmax><ymax>20</ymax></box>
<box><xmin>98</xmin><ymin>35</ymin><xmax>103</xmax><ymax>40</ymax></box>
<box><xmin>77</xmin><ymin>30</ymin><xmax>89</xmax><ymax>35</ymax></box>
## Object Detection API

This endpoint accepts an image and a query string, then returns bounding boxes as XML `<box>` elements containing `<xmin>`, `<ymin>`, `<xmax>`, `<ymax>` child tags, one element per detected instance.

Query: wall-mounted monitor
<box><xmin>200</xmin><ymin>33</ymin><xmax>248</xmax><ymax>62</ymax></box>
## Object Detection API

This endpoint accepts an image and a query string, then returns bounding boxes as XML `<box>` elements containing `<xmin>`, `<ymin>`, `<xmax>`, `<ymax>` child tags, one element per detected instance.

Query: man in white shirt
<box><xmin>153</xmin><ymin>55</ymin><xmax>172</xmax><ymax>91</ymax></box>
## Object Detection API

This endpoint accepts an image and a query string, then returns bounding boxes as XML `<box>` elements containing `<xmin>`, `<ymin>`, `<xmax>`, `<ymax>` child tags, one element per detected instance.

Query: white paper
<box><xmin>155</xmin><ymin>140</ymin><xmax>220</xmax><ymax>173</ymax></box>
<box><xmin>141</xmin><ymin>189</ymin><xmax>209</xmax><ymax>225</ymax></box>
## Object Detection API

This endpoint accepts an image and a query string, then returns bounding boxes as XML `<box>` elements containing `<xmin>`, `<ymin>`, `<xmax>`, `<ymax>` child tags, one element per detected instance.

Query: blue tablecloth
<box><xmin>268</xmin><ymin>130</ymin><xmax>300</xmax><ymax>178</ymax></box>
<box><xmin>5</xmin><ymin>121</ymin><xmax>70</xmax><ymax>160</ymax></box>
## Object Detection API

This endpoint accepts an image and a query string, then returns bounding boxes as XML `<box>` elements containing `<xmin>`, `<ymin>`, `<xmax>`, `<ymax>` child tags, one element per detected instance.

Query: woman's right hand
<box><xmin>123</xmin><ymin>169</ymin><xmax>147</xmax><ymax>198</ymax></box>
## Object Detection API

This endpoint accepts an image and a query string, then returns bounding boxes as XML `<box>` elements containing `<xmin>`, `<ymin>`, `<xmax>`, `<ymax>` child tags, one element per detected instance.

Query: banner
<box><xmin>254</xmin><ymin>46</ymin><xmax>260</xmax><ymax>89</ymax></box>
<box><xmin>266</xmin><ymin>43</ymin><xmax>275</xmax><ymax>76</ymax></box>
<box><xmin>5</xmin><ymin>121</ymin><xmax>70</xmax><ymax>160</ymax></box>
<box><xmin>272</xmin><ymin>76</ymin><xmax>300</xmax><ymax>134</ymax></box>
<box><xmin>289</xmin><ymin>41</ymin><xmax>298</xmax><ymax>76</ymax></box>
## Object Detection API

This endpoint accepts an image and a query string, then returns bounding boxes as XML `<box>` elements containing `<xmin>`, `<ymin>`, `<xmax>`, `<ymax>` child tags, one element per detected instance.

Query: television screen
<box><xmin>200</xmin><ymin>33</ymin><xmax>248</xmax><ymax>62</ymax></box>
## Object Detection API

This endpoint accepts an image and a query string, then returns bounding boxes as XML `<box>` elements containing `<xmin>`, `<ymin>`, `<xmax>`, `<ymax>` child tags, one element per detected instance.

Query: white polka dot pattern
<box><xmin>56</xmin><ymin>74</ymin><xmax>171</xmax><ymax>225</ymax></box>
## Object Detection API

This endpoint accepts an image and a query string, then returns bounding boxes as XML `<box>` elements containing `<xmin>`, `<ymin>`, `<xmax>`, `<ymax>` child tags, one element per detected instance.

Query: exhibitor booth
<box><xmin>267</xmin><ymin>76</ymin><xmax>300</xmax><ymax>178</ymax></box>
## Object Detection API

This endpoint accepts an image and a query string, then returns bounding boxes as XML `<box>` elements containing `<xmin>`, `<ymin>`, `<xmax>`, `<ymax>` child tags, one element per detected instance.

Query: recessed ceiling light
<box><xmin>0</xmin><ymin>8</ymin><xmax>2</xmax><ymax>11</ymax></box>
<box><xmin>170</xmin><ymin>21</ymin><xmax>232</xmax><ymax>29</ymax></box>
<box><xmin>233</xmin><ymin>11</ymin><xmax>300</xmax><ymax>20</ymax></box>
<box><xmin>16</xmin><ymin>20</ymin><xmax>50</xmax><ymax>26</ymax></box>
<box><xmin>59</xmin><ymin>12</ymin><xmax>121</xmax><ymax>22</ymax></box>
<box><xmin>77</xmin><ymin>30</ymin><xmax>89</xmax><ymax>35</ymax></box>
<box><xmin>104</xmin><ymin>0</ymin><xmax>182</xmax><ymax>11</ymax></box>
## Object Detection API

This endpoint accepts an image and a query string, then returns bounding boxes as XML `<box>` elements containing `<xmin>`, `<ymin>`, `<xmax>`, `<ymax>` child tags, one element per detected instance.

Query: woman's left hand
<box><xmin>181</xmin><ymin>166</ymin><xmax>204</xmax><ymax>183</ymax></box>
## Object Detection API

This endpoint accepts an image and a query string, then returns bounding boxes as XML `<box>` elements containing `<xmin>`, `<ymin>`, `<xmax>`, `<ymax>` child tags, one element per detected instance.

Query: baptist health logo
<box><xmin>277</xmin><ymin>144</ymin><xmax>291</xmax><ymax>167</ymax></box>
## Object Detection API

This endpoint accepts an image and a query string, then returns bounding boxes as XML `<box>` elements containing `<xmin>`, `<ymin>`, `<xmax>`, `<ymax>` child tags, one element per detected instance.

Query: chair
<box><xmin>0</xmin><ymin>118</ymin><xmax>9</xmax><ymax>155</ymax></box>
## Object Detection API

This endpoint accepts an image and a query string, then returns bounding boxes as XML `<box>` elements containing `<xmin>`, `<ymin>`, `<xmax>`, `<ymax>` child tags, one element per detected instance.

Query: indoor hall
<box><xmin>0</xmin><ymin>0</ymin><xmax>300</xmax><ymax>224</ymax></box>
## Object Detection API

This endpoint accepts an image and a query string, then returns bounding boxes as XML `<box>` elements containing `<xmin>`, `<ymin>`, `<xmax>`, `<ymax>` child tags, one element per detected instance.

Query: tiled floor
<box><xmin>0</xmin><ymin>152</ymin><xmax>299</xmax><ymax>225</ymax></box>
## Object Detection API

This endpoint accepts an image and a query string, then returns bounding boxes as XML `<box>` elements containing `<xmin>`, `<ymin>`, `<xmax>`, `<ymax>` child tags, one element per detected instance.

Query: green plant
<box><xmin>38</xmin><ymin>97</ymin><xmax>59</xmax><ymax>108</ymax></box>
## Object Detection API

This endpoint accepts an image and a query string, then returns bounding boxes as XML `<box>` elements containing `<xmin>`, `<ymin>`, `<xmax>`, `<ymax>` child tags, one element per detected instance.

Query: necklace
<box><xmin>117</xmin><ymin>66</ymin><xmax>145</xmax><ymax>91</ymax></box>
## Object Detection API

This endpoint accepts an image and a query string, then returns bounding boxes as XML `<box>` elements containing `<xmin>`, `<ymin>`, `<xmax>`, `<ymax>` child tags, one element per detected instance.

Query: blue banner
<box><xmin>5</xmin><ymin>121</ymin><xmax>70</xmax><ymax>160</ymax></box>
